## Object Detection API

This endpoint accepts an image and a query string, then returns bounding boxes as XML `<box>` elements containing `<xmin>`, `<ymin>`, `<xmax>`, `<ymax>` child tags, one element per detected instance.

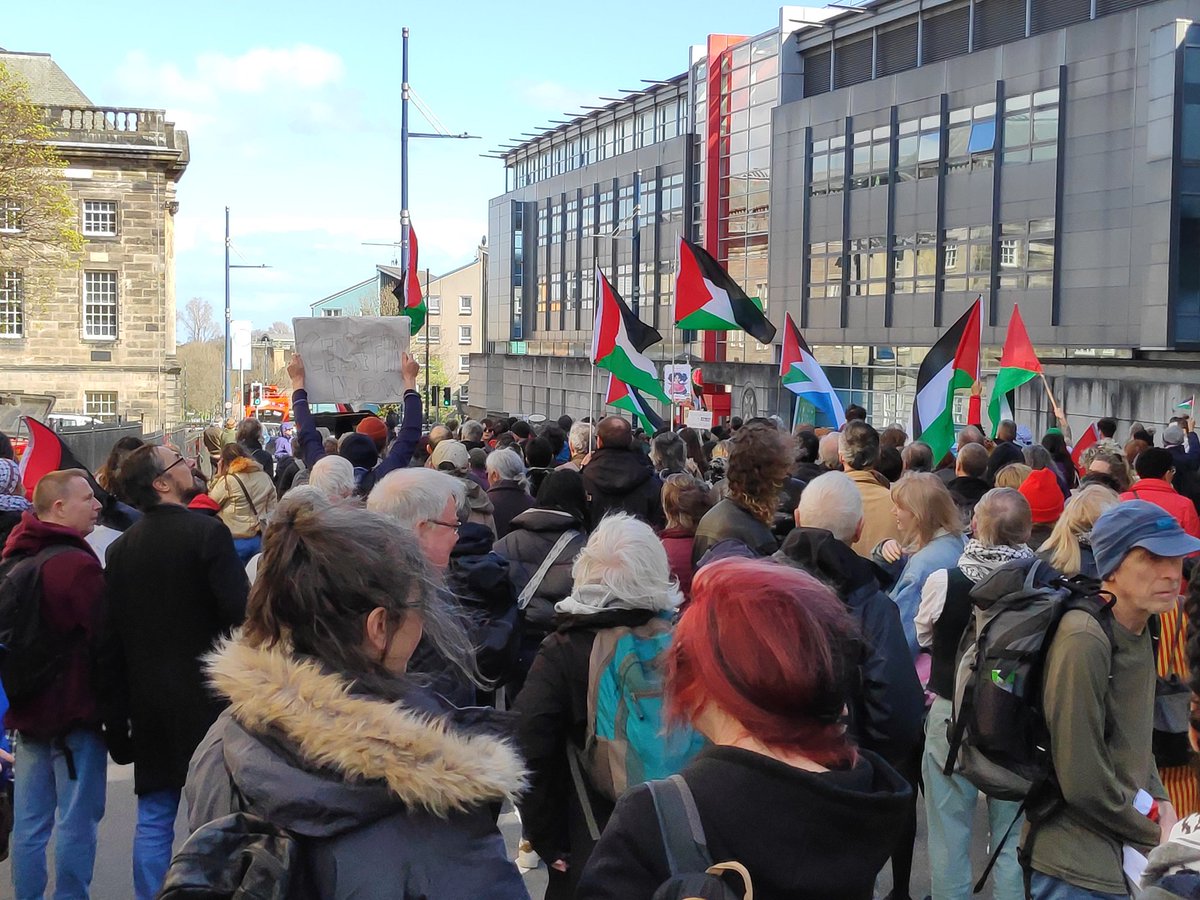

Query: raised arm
<box><xmin>288</xmin><ymin>353</ymin><xmax>326</xmax><ymax>469</ymax></box>
<box><xmin>368</xmin><ymin>352</ymin><xmax>423</xmax><ymax>484</ymax></box>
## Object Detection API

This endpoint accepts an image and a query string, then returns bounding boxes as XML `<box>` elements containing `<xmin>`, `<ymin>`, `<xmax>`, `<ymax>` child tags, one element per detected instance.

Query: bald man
<box><xmin>581</xmin><ymin>416</ymin><xmax>665</xmax><ymax>528</ymax></box>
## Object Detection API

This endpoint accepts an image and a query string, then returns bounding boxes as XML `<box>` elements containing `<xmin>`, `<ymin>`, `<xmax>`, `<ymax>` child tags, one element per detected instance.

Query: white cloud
<box><xmin>194</xmin><ymin>45</ymin><xmax>344</xmax><ymax>93</ymax></box>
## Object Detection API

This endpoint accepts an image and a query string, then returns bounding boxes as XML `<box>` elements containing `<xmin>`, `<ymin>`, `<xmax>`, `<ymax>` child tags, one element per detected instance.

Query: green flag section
<box><xmin>606</xmin><ymin>373</ymin><xmax>666</xmax><ymax>434</ymax></box>
<box><xmin>591</xmin><ymin>267</ymin><xmax>669</xmax><ymax>403</ymax></box>
<box><xmin>675</xmin><ymin>237</ymin><xmax>777</xmax><ymax>344</ymax></box>
<box><xmin>390</xmin><ymin>224</ymin><xmax>426</xmax><ymax>334</ymax></box>
<box><xmin>780</xmin><ymin>312</ymin><xmax>846</xmax><ymax>428</ymax></box>
<box><xmin>988</xmin><ymin>304</ymin><xmax>1042</xmax><ymax>437</ymax></box>
<box><xmin>912</xmin><ymin>297</ymin><xmax>981</xmax><ymax>463</ymax></box>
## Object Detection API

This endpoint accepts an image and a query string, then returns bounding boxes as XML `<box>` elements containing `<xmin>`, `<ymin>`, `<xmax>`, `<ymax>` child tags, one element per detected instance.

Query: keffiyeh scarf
<box><xmin>958</xmin><ymin>538</ymin><xmax>1034</xmax><ymax>584</ymax></box>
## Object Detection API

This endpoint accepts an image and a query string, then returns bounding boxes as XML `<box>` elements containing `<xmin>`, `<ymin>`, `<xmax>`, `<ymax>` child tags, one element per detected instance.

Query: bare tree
<box><xmin>179</xmin><ymin>296</ymin><xmax>219</xmax><ymax>344</ymax></box>
<box><xmin>269</xmin><ymin>320</ymin><xmax>293</xmax><ymax>335</ymax></box>
<box><xmin>177</xmin><ymin>339</ymin><xmax>224</xmax><ymax>418</ymax></box>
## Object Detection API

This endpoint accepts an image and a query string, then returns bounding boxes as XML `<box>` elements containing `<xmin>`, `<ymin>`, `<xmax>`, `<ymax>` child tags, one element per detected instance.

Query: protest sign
<box><xmin>685</xmin><ymin>410</ymin><xmax>713</xmax><ymax>430</ymax></box>
<box><xmin>292</xmin><ymin>316</ymin><xmax>412</xmax><ymax>405</ymax></box>
<box><xmin>663</xmin><ymin>364</ymin><xmax>692</xmax><ymax>404</ymax></box>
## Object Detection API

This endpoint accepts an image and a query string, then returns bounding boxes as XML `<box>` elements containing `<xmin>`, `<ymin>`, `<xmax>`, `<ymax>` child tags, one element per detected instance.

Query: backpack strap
<box><xmin>230</xmin><ymin>474</ymin><xmax>261</xmax><ymax>522</ymax></box>
<box><xmin>516</xmin><ymin>530</ymin><xmax>580</xmax><ymax>610</ymax></box>
<box><xmin>647</xmin><ymin>774</ymin><xmax>713</xmax><ymax>876</ymax></box>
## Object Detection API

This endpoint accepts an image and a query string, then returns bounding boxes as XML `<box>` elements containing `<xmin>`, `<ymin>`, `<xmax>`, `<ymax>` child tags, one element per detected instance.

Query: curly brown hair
<box><xmin>726</xmin><ymin>423</ymin><xmax>793</xmax><ymax>524</ymax></box>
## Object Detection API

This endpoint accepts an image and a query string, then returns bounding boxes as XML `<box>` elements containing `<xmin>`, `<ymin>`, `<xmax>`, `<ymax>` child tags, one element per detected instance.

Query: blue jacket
<box><xmin>888</xmin><ymin>531</ymin><xmax>966</xmax><ymax>659</ymax></box>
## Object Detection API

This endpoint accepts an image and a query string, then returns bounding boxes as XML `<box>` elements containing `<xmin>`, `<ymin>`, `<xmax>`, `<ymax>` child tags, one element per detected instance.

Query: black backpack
<box><xmin>0</xmin><ymin>544</ymin><xmax>79</xmax><ymax>704</ymax></box>
<box><xmin>647</xmin><ymin>775</ymin><xmax>752</xmax><ymax>900</ymax></box>
<box><xmin>158</xmin><ymin>812</ymin><xmax>308</xmax><ymax>900</ymax></box>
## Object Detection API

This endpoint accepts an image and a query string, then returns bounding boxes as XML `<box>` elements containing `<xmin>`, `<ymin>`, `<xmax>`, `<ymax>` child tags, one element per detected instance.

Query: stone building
<box><xmin>0</xmin><ymin>50</ymin><xmax>189</xmax><ymax>430</ymax></box>
<box><xmin>308</xmin><ymin>244</ymin><xmax>487</xmax><ymax>416</ymax></box>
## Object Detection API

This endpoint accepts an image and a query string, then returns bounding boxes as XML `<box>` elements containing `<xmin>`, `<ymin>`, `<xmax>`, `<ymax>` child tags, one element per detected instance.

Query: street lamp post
<box><xmin>223</xmin><ymin>206</ymin><xmax>270</xmax><ymax>416</ymax></box>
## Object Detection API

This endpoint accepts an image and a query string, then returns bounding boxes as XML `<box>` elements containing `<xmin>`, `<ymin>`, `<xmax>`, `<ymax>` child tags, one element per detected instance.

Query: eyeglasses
<box><xmin>158</xmin><ymin>455</ymin><xmax>187</xmax><ymax>478</ymax></box>
<box><xmin>424</xmin><ymin>518</ymin><xmax>460</xmax><ymax>534</ymax></box>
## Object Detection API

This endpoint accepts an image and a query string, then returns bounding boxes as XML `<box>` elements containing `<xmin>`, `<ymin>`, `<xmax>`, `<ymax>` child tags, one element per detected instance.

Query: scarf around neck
<box><xmin>554</xmin><ymin>582</ymin><xmax>680</xmax><ymax>617</ymax></box>
<box><xmin>958</xmin><ymin>538</ymin><xmax>1034</xmax><ymax>584</ymax></box>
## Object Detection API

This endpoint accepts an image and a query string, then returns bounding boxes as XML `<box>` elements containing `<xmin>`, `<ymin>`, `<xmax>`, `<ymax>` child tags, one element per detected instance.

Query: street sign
<box><xmin>231</xmin><ymin>320</ymin><xmax>253</xmax><ymax>371</ymax></box>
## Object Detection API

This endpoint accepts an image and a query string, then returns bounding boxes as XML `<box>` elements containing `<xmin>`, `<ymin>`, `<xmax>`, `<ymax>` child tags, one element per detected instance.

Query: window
<box><xmin>428</xmin><ymin>324</ymin><xmax>441</xmax><ymax>343</ymax></box>
<box><xmin>459</xmin><ymin>295</ymin><xmax>472</xmax><ymax>314</ymax></box>
<box><xmin>459</xmin><ymin>325</ymin><xmax>472</xmax><ymax>345</ymax></box>
<box><xmin>428</xmin><ymin>295</ymin><xmax>441</xmax><ymax>315</ymax></box>
<box><xmin>84</xmin><ymin>391</ymin><xmax>117</xmax><ymax>421</ymax></box>
<box><xmin>660</xmin><ymin>173</ymin><xmax>684</xmax><ymax>222</ymax></box>
<box><xmin>565</xmin><ymin>198</ymin><xmax>578</xmax><ymax>237</ymax></box>
<box><xmin>319</xmin><ymin>307</ymin><xmax>343</xmax><ymax>317</ymax></box>
<box><xmin>1003</xmin><ymin>89</ymin><xmax>1060</xmax><ymax>165</ymax></box>
<box><xmin>0</xmin><ymin>200</ymin><xmax>21</xmax><ymax>233</ymax></box>
<box><xmin>896</xmin><ymin>115</ymin><xmax>942</xmax><ymax>182</ymax></box>
<box><xmin>0</xmin><ymin>270</ymin><xmax>23</xmax><ymax>338</ymax></box>
<box><xmin>550</xmin><ymin>202</ymin><xmax>563</xmax><ymax>244</ymax></box>
<box><xmin>997</xmin><ymin>219</ymin><xmax>1056</xmax><ymax>289</ymax></box>
<box><xmin>848</xmin><ymin>236</ymin><xmax>889</xmax><ymax>296</ymax></box>
<box><xmin>459</xmin><ymin>382</ymin><xmax>470</xmax><ymax>401</ymax></box>
<box><xmin>942</xmin><ymin>226</ymin><xmax>993</xmax><ymax>292</ymax></box>
<box><xmin>892</xmin><ymin>233</ymin><xmax>937</xmax><ymax>293</ymax></box>
<box><xmin>851</xmin><ymin>125</ymin><xmax>892</xmax><ymax>190</ymax></box>
<box><xmin>598</xmin><ymin>191</ymin><xmax>614</xmax><ymax>232</ymax></box>
<box><xmin>806</xmin><ymin>241</ymin><xmax>845</xmax><ymax>298</ymax></box>
<box><xmin>83</xmin><ymin>271</ymin><xmax>118</xmax><ymax>339</ymax></box>
<box><xmin>809</xmin><ymin>135</ymin><xmax>846</xmax><ymax>195</ymax></box>
<box><xmin>82</xmin><ymin>200</ymin><xmax>117</xmax><ymax>237</ymax></box>
<box><xmin>459</xmin><ymin>354</ymin><xmax>470</xmax><ymax>374</ymax></box>
<box><xmin>946</xmin><ymin>103</ymin><xmax>997</xmax><ymax>172</ymax></box>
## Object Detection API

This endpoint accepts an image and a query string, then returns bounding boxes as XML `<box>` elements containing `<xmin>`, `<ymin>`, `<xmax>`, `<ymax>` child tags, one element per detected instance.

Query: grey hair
<box><xmin>244</xmin><ymin>494</ymin><xmax>482</xmax><ymax>688</ymax></box>
<box><xmin>485</xmin><ymin>448</ymin><xmax>528</xmax><ymax>489</ymax></box>
<box><xmin>958</xmin><ymin>425</ymin><xmax>986</xmax><ymax>448</ymax></box>
<box><xmin>974</xmin><ymin>487</ymin><xmax>1033</xmax><ymax>547</ymax></box>
<box><xmin>367</xmin><ymin>468</ymin><xmax>466</xmax><ymax>529</ymax></box>
<box><xmin>818</xmin><ymin>432</ymin><xmax>842</xmax><ymax>468</ymax></box>
<box><xmin>901</xmin><ymin>441</ymin><xmax>934</xmax><ymax>473</ymax></box>
<box><xmin>1023</xmin><ymin>445</ymin><xmax>1054</xmax><ymax>470</ymax></box>
<box><xmin>572</xmin><ymin>513</ymin><xmax>682</xmax><ymax>611</ymax></box>
<box><xmin>309</xmin><ymin>455</ymin><xmax>356</xmax><ymax>499</ymax></box>
<box><xmin>461</xmin><ymin>420</ymin><xmax>483</xmax><ymax>442</ymax></box>
<box><xmin>650</xmin><ymin>430</ymin><xmax>687</xmax><ymax>474</ymax></box>
<box><xmin>796</xmin><ymin>471</ymin><xmax>863</xmax><ymax>543</ymax></box>
<box><xmin>568</xmin><ymin>422</ymin><xmax>594</xmax><ymax>454</ymax></box>
<box><xmin>839</xmin><ymin>420</ymin><xmax>880</xmax><ymax>471</ymax></box>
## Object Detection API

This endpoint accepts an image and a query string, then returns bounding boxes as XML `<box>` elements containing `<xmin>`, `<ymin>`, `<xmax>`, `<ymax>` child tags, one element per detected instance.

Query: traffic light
<box><xmin>250</xmin><ymin>382</ymin><xmax>264</xmax><ymax>410</ymax></box>
<box><xmin>427</xmin><ymin>384</ymin><xmax>440</xmax><ymax>409</ymax></box>
<box><xmin>442</xmin><ymin>386</ymin><xmax>452</xmax><ymax>408</ymax></box>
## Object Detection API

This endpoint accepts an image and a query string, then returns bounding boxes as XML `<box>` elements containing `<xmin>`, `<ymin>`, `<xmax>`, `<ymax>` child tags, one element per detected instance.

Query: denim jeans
<box><xmin>133</xmin><ymin>788</ymin><xmax>181</xmax><ymax>900</ymax></box>
<box><xmin>11</xmin><ymin>729</ymin><xmax>107</xmax><ymax>900</ymax></box>
<box><xmin>232</xmin><ymin>535</ymin><xmax>261</xmax><ymax>564</ymax></box>
<box><xmin>923</xmin><ymin>696</ymin><xmax>1026</xmax><ymax>900</ymax></box>
<box><xmin>1029</xmin><ymin>871</ymin><xmax>1128</xmax><ymax>899</ymax></box>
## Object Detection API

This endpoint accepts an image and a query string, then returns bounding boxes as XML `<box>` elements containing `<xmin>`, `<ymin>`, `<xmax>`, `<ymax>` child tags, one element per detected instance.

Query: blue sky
<box><xmin>5</xmin><ymin>1</ymin><xmax>782</xmax><ymax>330</ymax></box>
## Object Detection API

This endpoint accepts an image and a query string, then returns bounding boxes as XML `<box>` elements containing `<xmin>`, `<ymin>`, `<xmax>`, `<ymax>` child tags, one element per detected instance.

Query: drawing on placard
<box><xmin>292</xmin><ymin>316</ymin><xmax>412</xmax><ymax>406</ymax></box>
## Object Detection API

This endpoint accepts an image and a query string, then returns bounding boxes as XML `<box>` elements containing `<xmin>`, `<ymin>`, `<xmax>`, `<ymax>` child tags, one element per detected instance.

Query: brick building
<box><xmin>0</xmin><ymin>50</ymin><xmax>189</xmax><ymax>430</ymax></box>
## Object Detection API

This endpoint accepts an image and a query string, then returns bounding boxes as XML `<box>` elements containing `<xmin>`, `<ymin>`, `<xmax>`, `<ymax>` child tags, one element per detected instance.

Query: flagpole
<box><xmin>589</xmin><ymin>364</ymin><xmax>596</xmax><ymax>449</ymax></box>
<box><xmin>670</xmin><ymin>232</ymin><xmax>679</xmax><ymax>429</ymax></box>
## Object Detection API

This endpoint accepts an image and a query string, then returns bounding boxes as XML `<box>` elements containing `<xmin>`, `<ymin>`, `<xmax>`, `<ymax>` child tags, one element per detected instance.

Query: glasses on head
<box><xmin>424</xmin><ymin>518</ymin><xmax>460</xmax><ymax>534</ymax></box>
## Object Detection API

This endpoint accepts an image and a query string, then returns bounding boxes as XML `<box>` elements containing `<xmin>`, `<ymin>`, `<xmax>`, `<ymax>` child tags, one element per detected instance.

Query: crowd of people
<box><xmin>4</xmin><ymin>356</ymin><xmax>1200</xmax><ymax>899</ymax></box>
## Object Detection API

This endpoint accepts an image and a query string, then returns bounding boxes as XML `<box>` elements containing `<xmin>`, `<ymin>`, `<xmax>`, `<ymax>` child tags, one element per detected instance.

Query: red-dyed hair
<box><xmin>668</xmin><ymin>558</ymin><xmax>859</xmax><ymax>767</ymax></box>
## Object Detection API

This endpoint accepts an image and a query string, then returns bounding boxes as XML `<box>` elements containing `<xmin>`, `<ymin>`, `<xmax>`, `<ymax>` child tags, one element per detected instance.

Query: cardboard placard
<box><xmin>685</xmin><ymin>410</ymin><xmax>714</xmax><ymax>430</ymax></box>
<box><xmin>292</xmin><ymin>316</ymin><xmax>412</xmax><ymax>405</ymax></box>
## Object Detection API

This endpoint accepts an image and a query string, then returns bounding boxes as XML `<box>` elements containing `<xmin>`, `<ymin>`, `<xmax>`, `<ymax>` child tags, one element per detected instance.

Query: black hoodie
<box><xmin>774</xmin><ymin>527</ymin><xmax>925</xmax><ymax>765</ymax></box>
<box><xmin>577</xmin><ymin>745</ymin><xmax>911</xmax><ymax>900</ymax></box>
<box><xmin>581</xmin><ymin>447</ymin><xmax>665</xmax><ymax>529</ymax></box>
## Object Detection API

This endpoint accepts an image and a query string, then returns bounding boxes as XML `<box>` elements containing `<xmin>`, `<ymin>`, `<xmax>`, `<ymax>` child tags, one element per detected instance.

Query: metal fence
<box><xmin>56</xmin><ymin>423</ymin><xmax>205</xmax><ymax>473</ymax></box>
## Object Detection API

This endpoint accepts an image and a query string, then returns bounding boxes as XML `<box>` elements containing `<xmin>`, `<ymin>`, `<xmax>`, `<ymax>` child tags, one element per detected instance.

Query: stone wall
<box><xmin>0</xmin><ymin>107</ymin><xmax>188</xmax><ymax>431</ymax></box>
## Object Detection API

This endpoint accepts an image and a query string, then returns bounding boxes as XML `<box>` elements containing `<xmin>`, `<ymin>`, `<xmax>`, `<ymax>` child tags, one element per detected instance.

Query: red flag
<box><xmin>1071</xmin><ymin>422</ymin><xmax>1100</xmax><ymax>473</ymax></box>
<box><xmin>999</xmin><ymin>305</ymin><xmax>1042</xmax><ymax>374</ymax></box>
<box><xmin>18</xmin><ymin>417</ymin><xmax>88</xmax><ymax>494</ymax></box>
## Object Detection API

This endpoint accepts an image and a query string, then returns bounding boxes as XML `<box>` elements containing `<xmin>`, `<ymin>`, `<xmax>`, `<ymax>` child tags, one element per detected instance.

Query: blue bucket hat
<box><xmin>1091</xmin><ymin>500</ymin><xmax>1200</xmax><ymax>579</ymax></box>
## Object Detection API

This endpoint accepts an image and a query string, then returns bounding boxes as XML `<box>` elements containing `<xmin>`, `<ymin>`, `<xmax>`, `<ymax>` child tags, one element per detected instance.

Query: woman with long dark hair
<box><xmin>181</xmin><ymin>493</ymin><xmax>528</xmax><ymax>898</ymax></box>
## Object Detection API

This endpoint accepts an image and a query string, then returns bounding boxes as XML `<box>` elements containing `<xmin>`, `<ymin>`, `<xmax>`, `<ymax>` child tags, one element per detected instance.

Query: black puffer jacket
<box><xmin>493</xmin><ymin>508</ymin><xmax>586</xmax><ymax>634</ymax></box>
<box><xmin>774</xmin><ymin>527</ymin><xmax>924</xmax><ymax>766</ymax></box>
<box><xmin>581</xmin><ymin>448</ymin><xmax>664</xmax><ymax>529</ymax></box>
<box><xmin>446</xmin><ymin>523</ymin><xmax>520</xmax><ymax>686</ymax></box>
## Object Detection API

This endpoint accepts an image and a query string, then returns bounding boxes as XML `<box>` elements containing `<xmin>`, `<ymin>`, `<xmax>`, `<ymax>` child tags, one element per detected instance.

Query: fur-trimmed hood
<box><xmin>227</xmin><ymin>456</ymin><xmax>263</xmax><ymax>475</ymax></box>
<box><xmin>203</xmin><ymin>640</ymin><xmax>527</xmax><ymax>821</ymax></box>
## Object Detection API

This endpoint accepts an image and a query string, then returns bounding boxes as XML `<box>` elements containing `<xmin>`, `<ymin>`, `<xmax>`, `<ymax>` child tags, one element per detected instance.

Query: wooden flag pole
<box><xmin>1038</xmin><ymin>371</ymin><xmax>1060</xmax><ymax>418</ymax></box>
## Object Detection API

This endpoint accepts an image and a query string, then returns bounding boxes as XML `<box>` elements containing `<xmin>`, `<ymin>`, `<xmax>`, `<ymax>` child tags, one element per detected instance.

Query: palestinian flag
<box><xmin>912</xmin><ymin>298</ymin><xmax>981</xmax><ymax>463</ymax></box>
<box><xmin>988</xmin><ymin>305</ymin><xmax>1042</xmax><ymax>436</ymax></box>
<box><xmin>606</xmin><ymin>374</ymin><xmax>666</xmax><ymax>435</ymax></box>
<box><xmin>592</xmin><ymin>268</ymin><xmax>669</xmax><ymax>403</ymax></box>
<box><xmin>675</xmin><ymin>237</ymin><xmax>777</xmax><ymax>344</ymax></box>
<box><xmin>19</xmin><ymin>417</ymin><xmax>91</xmax><ymax>493</ymax></box>
<box><xmin>779</xmin><ymin>313</ymin><xmax>845</xmax><ymax>429</ymax></box>
<box><xmin>390</xmin><ymin>225</ymin><xmax>425</xmax><ymax>334</ymax></box>
<box><xmin>1071</xmin><ymin>422</ymin><xmax>1100</xmax><ymax>473</ymax></box>
<box><xmin>1178</xmin><ymin>395</ymin><xmax>1195</xmax><ymax>412</ymax></box>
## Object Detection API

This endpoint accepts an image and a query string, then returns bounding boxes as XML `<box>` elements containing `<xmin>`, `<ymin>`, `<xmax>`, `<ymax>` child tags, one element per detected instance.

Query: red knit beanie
<box><xmin>356</xmin><ymin>415</ymin><xmax>389</xmax><ymax>451</ymax></box>
<box><xmin>1018</xmin><ymin>467</ymin><xmax>1064</xmax><ymax>524</ymax></box>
